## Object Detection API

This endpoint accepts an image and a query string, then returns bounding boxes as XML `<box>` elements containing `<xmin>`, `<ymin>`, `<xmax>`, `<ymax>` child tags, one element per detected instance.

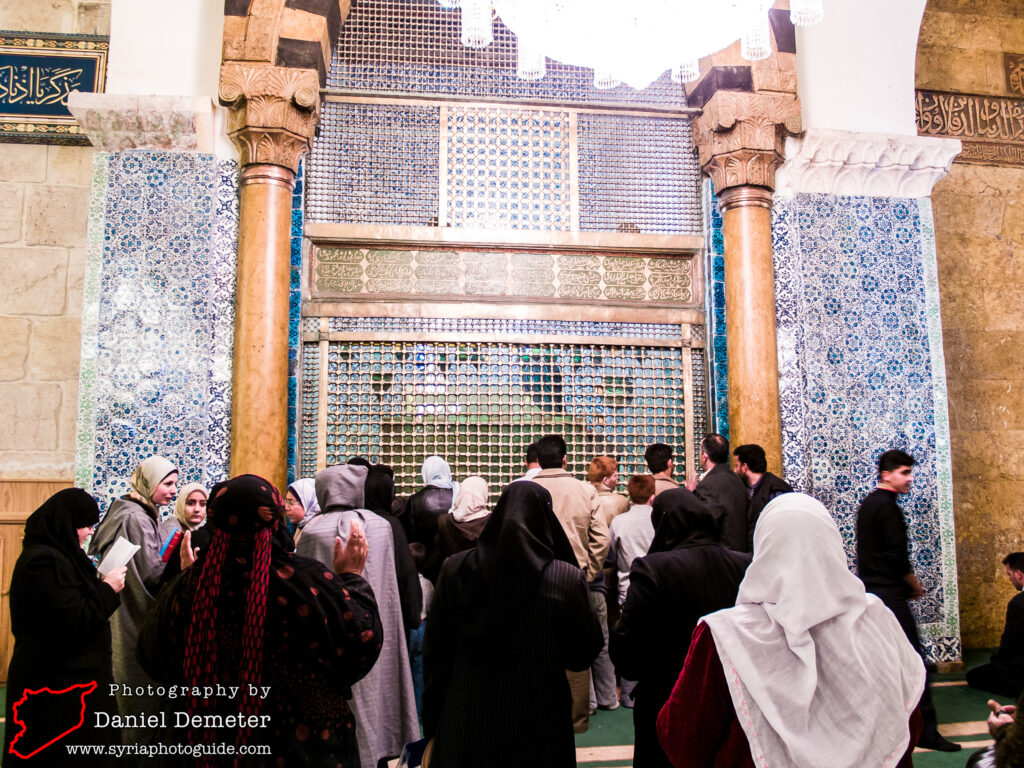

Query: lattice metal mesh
<box><xmin>447</xmin><ymin>106</ymin><xmax>571</xmax><ymax>230</ymax></box>
<box><xmin>329</xmin><ymin>0</ymin><xmax>688</xmax><ymax>108</ymax></box>
<box><xmin>304</xmin><ymin>336</ymin><xmax>693</xmax><ymax>498</ymax></box>
<box><xmin>300</xmin><ymin>343</ymin><xmax>320</xmax><ymax>478</ymax></box>
<box><xmin>307</xmin><ymin>102</ymin><xmax>440</xmax><ymax>225</ymax></box>
<box><xmin>578</xmin><ymin>113</ymin><xmax>701</xmax><ymax>234</ymax></box>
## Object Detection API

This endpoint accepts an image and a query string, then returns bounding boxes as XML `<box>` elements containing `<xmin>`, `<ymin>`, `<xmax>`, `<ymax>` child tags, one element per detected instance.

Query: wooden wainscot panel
<box><xmin>0</xmin><ymin>480</ymin><xmax>73</xmax><ymax>682</ymax></box>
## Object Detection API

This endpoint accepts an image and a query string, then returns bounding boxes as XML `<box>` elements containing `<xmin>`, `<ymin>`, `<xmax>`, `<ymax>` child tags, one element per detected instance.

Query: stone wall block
<box><xmin>66</xmin><ymin>247</ymin><xmax>86</xmax><ymax>315</ymax></box>
<box><xmin>0</xmin><ymin>383</ymin><xmax>61</xmax><ymax>450</ymax></box>
<box><xmin>0</xmin><ymin>317</ymin><xmax>31</xmax><ymax>380</ymax></box>
<box><xmin>1002</xmin><ymin>201</ymin><xmax>1024</xmax><ymax>243</ymax></box>
<box><xmin>25</xmin><ymin>186</ymin><xmax>89</xmax><ymax>247</ymax></box>
<box><xmin>918</xmin><ymin>11</ymin><xmax>959</xmax><ymax>48</ymax></box>
<box><xmin>0</xmin><ymin>247</ymin><xmax>67</xmax><ymax>315</ymax></box>
<box><xmin>0</xmin><ymin>0</ymin><xmax>75</xmax><ymax>34</ymax></box>
<box><xmin>932</xmin><ymin>192</ymin><xmax>1005</xmax><ymax>237</ymax></box>
<box><xmin>945</xmin><ymin>330</ymin><xmax>1024</xmax><ymax>382</ymax></box>
<box><xmin>916</xmin><ymin>48</ymin><xmax>1004</xmax><ymax>95</ymax></box>
<box><xmin>935</xmin><ymin>164</ymin><xmax>1024</xmax><ymax>197</ymax></box>
<box><xmin>1000</xmin><ymin>18</ymin><xmax>1024</xmax><ymax>52</ymax></box>
<box><xmin>0</xmin><ymin>451</ymin><xmax>74</xmax><ymax>481</ymax></box>
<box><xmin>927</xmin><ymin>0</ymin><xmax>1024</xmax><ymax>20</ymax></box>
<box><xmin>59</xmin><ymin>378</ymin><xmax>78</xmax><ymax>452</ymax></box>
<box><xmin>28</xmin><ymin>316</ymin><xmax>81</xmax><ymax>381</ymax></box>
<box><xmin>982</xmin><ymin>260</ymin><xmax>1024</xmax><ymax>332</ymax></box>
<box><xmin>0</xmin><ymin>145</ymin><xmax>47</xmax><ymax>183</ymax></box>
<box><xmin>76</xmin><ymin>2</ymin><xmax>111</xmax><ymax>35</ymax></box>
<box><xmin>46</xmin><ymin>146</ymin><xmax>96</xmax><ymax>187</ymax></box>
<box><xmin>0</xmin><ymin>183</ymin><xmax>24</xmax><ymax>243</ymax></box>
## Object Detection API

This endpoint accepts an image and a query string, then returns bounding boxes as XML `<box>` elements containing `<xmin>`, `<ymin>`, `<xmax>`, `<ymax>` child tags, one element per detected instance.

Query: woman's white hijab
<box><xmin>702</xmin><ymin>493</ymin><xmax>925</xmax><ymax>768</ymax></box>
<box><xmin>421</xmin><ymin>455</ymin><xmax>459</xmax><ymax>512</ymax></box>
<box><xmin>288</xmin><ymin>478</ymin><xmax>321</xmax><ymax>529</ymax></box>
<box><xmin>452</xmin><ymin>476</ymin><xmax>489</xmax><ymax>523</ymax></box>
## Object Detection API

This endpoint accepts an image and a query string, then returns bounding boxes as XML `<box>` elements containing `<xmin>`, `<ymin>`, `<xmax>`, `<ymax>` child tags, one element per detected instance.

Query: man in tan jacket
<box><xmin>531</xmin><ymin>434</ymin><xmax>610</xmax><ymax>733</ymax></box>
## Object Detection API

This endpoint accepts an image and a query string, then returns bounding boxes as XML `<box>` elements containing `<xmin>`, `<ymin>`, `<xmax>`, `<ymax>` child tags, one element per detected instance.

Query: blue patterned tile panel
<box><xmin>704</xmin><ymin>184</ymin><xmax>728</xmax><ymax>438</ymax></box>
<box><xmin>76</xmin><ymin>151</ymin><xmax>238</xmax><ymax>512</ymax></box>
<box><xmin>773</xmin><ymin>192</ymin><xmax>960</xmax><ymax>662</ymax></box>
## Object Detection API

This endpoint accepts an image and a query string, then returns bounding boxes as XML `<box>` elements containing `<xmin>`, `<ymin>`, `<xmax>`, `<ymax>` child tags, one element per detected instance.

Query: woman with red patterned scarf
<box><xmin>139</xmin><ymin>474</ymin><xmax>382</xmax><ymax>767</ymax></box>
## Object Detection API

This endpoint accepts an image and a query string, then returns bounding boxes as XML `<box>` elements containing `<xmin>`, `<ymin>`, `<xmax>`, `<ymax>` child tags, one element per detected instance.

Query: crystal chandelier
<box><xmin>448</xmin><ymin>0</ymin><xmax>824</xmax><ymax>90</ymax></box>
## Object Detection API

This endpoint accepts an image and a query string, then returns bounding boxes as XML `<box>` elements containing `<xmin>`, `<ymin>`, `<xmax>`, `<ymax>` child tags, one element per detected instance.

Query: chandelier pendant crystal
<box><xmin>593</xmin><ymin>70</ymin><xmax>621</xmax><ymax>90</ymax></box>
<box><xmin>460</xmin><ymin>0</ymin><xmax>493</xmax><ymax>49</ymax></box>
<box><xmin>790</xmin><ymin>0</ymin><xmax>824</xmax><ymax>26</ymax></box>
<box><xmin>442</xmin><ymin>0</ymin><xmax>824</xmax><ymax>90</ymax></box>
<box><xmin>740</xmin><ymin>3</ymin><xmax>772</xmax><ymax>62</ymax></box>
<box><xmin>671</xmin><ymin>60</ymin><xmax>701</xmax><ymax>84</ymax></box>
<box><xmin>517</xmin><ymin>42</ymin><xmax>547</xmax><ymax>81</ymax></box>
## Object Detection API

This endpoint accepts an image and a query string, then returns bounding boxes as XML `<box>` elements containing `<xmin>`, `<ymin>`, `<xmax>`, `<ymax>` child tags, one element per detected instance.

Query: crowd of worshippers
<box><xmin>5</xmin><ymin>435</ymin><xmax>1024</xmax><ymax>768</ymax></box>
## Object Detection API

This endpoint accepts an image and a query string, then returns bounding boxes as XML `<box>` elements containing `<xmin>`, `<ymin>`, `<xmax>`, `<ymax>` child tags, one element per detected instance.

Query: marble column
<box><xmin>693</xmin><ymin>91</ymin><xmax>802</xmax><ymax>475</ymax></box>
<box><xmin>717</xmin><ymin>185</ymin><xmax>782</xmax><ymax>474</ymax></box>
<box><xmin>219</xmin><ymin>62</ymin><xmax>320</xmax><ymax>490</ymax></box>
<box><xmin>231</xmin><ymin>165</ymin><xmax>295</xmax><ymax>488</ymax></box>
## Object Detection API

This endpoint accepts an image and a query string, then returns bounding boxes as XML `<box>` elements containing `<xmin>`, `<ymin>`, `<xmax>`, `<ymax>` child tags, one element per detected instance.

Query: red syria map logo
<box><xmin>7</xmin><ymin>681</ymin><xmax>97</xmax><ymax>759</ymax></box>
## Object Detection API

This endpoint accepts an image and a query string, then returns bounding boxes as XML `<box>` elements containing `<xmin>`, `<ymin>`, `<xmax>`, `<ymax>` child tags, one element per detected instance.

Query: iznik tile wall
<box><xmin>773</xmin><ymin>193</ymin><xmax>959</xmax><ymax>662</ymax></box>
<box><xmin>288</xmin><ymin>163</ymin><xmax>304</xmax><ymax>483</ymax></box>
<box><xmin>76</xmin><ymin>151</ymin><xmax>239</xmax><ymax>512</ymax></box>
<box><xmin>704</xmin><ymin>186</ymin><xmax>729</xmax><ymax>438</ymax></box>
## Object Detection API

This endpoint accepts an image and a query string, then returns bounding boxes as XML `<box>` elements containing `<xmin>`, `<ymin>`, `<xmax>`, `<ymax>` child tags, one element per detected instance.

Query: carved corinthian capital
<box><xmin>692</xmin><ymin>91</ymin><xmax>803</xmax><ymax>193</ymax></box>
<box><xmin>218</xmin><ymin>62</ymin><xmax>320</xmax><ymax>173</ymax></box>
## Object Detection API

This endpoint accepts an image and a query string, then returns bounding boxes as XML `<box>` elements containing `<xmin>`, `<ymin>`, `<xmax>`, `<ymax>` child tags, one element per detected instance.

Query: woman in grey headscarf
<box><xmin>89</xmin><ymin>455</ymin><xmax>178</xmax><ymax>746</ymax></box>
<box><xmin>407</xmin><ymin>456</ymin><xmax>460</xmax><ymax>582</ymax></box>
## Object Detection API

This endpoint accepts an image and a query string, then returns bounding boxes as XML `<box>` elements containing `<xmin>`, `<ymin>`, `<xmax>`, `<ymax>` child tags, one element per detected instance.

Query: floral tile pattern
<box><xmin>773</xmin><ymin>192</ymin><xmax>960</xmax><ymax>662</ymax></box>
<box><xmin>75</xmin><ymin>151</ymin><xmax>239</xmax><ymax>512</ymax></box>
<box><xmin>704</xmin><ymin>183</ymin><xmax>729</xmax><ymax>438</ymax></box>
<box><xmin>288</xmin><ymin>162</ymin><xmax>304</xmax><ymax>483</ymax></box>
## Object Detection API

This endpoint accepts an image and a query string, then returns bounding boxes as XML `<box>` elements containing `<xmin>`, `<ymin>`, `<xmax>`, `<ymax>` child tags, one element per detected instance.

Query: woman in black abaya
<box><xmin>422</xmin><ymin>481</ymin><xmax>602</xmax><ymax>768</ymax></box>
<box><xmin>3</xmin><ymin>489</ymin><xmax>126</xmax><ymax>765</ymax></box>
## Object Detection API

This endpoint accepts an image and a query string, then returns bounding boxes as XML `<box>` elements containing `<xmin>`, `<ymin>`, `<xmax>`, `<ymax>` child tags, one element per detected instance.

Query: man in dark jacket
<box><xmin>685</xmin><ymin>433</ymin><xmax>748</xmax><ymax>552</ymax></box>
<box><xmin>732</xmin><ymin>443</ymin><xmax>793</xmax><ymax>551</ymax></box>
<box><xmin>609</xmin><ymin>488</ymin><xmax>750</xmax><ymax>768</ymax></box>
<box><xmin>966</xmin><ymin>552</ymin><xmax>1024</xmax><ymax>699</ymax></box>
<box><xmin>856</xmin><ymin>448</ymin><xmax>960</xmax><ymax>753</ymax></box>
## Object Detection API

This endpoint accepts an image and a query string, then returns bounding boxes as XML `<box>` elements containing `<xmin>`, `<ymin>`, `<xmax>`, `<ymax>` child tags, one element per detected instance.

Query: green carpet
<box><xmin>575</xmin><ymin>648</ymin><xmax>1010</xmax><ymax>767</ymax></box>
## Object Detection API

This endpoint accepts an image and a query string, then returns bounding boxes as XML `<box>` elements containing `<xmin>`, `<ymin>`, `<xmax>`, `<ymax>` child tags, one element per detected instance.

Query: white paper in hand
<box><xmin>97</xmin><ymin>535</ymin><xmax>140</xmax><ymax>577</ymax></box>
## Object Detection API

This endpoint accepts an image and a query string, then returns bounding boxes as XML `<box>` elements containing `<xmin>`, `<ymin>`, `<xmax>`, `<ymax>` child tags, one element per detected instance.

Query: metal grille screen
<box><xmin>329</xmin><ymin>0</ymin><xmax>687</xmax><ymax>108</ymax></box>
<box><xmin>578</xmin><ymin>113</ymin><xmax>700</xmax><ymax>234</ymax></box>
<box><xmin>308</xmin><ymin>102</ymin><xmax>440</xmax><ymax>226</ymax></box>
<box><xmin>308</xmin><ymin>103</ymin><xmax>702</xmax><ymax>234</ymax></box>
<box><xmin>446</xmin><ymin>106</ymin><xmax>572</xmax><ymax>230</ymax></box>
<box><xmin>300</xmin><ymin>331</ymin><xmax>697</xmax><ymax>499</ymax></box>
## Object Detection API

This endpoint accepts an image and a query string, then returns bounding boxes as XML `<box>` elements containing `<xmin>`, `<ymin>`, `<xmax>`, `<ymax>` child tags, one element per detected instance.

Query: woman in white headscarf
<box><xmin>89</xmin><ymin>455</ymin><xmax>178</xmax><ymax>745</ymax></box>
<box><xmin>437</xmin><ymin>476</ymin><xmax>491</xmax><ymax>560</ymax></box>
<box><xmin>656</xmin><ymin>493</ymin><xmax>925</xmax><ymax>768</ymax></box>
<box><xmin>407</xmin><ymin>455</ymin><xmax>461</xmax><ymax>583</ymax></box>
<box><xmin>285</xmin><ymin>477</ymin><xmax>321</xmax><ymax>543</ymax></box>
